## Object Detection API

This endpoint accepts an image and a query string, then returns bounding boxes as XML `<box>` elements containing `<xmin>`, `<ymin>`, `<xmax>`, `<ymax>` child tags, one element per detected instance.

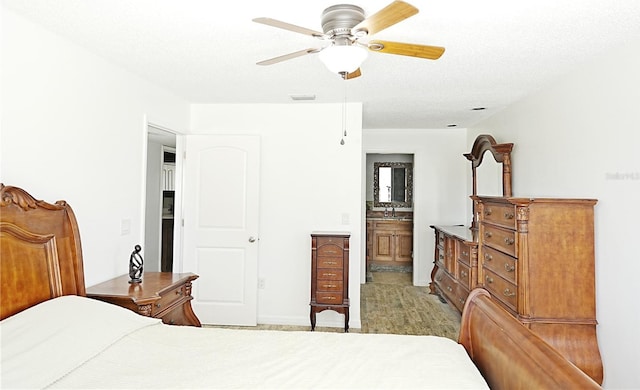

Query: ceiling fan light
<box><xmin>319</xmin><ymin>45</ymin><xmax>368</xmax><ymax>74</ymax></box>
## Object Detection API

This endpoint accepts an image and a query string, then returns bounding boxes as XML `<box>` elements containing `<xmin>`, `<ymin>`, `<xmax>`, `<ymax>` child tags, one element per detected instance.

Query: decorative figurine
<box><xmin>128</xmin><ymin>244</ymin><xmax>143</xmax><ymax>283</ymax></box>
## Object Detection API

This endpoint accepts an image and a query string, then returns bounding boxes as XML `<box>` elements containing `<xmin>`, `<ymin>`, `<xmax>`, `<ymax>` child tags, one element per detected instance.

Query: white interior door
<box><xmin>182</xmin><ymin>135</ymin><xmax>260</xmax><ymax>325</ymax></box>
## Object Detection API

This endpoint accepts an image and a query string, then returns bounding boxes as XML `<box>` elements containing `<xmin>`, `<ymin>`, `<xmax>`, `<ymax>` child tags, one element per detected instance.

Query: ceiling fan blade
<box><xmin>253</xmin><ymin>17</ymin><xmax>324</xmax><ymax>38</ymax></box>
<box><xmin>368</xmin><ymin>40</ymin><xmax>445</xmax><ymax>60</ymax></box>
<box><xmin>345</xmin><ymin>68</ymin><xmax>362</xmax><ymax>79</ymax></box>
<box><xmin>352</xmin><ymin>1</ymin><xmax>418</xmax><ymax>36</ymax></box>
<box><xmin>256</xmin><ymin>48</ymin><xmax>320</xmax><ymax>66</ymax></box>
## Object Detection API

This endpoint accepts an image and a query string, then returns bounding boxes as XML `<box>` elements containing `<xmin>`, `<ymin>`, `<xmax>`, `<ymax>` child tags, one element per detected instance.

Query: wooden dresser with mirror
<box><xmin>430</xmin><ymin>134</ymin><xmax>603</xmax><ymax>384</ymax></box>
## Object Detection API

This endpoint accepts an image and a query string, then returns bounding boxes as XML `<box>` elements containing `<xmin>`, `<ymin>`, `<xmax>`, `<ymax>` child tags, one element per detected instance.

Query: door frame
<box><xmin>362</xmin><ymin>151</ymin><xmax>417</xmax><ymax>284</ymax></box>
<box><xmin>143</xmin><ymin>119</ymin><xmax>184</xmax><ymax>272</ymax></box>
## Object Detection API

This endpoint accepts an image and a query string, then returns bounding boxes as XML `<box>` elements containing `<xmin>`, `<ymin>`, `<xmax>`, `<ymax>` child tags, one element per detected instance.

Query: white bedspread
<box><xmin>1</xmin><ymin>296</ymin><xmax>488</xmax><ymax>389</ymax></box>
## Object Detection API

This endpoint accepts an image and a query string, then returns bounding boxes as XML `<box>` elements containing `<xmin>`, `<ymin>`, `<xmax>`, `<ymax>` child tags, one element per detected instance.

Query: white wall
<box><xmin>190</xmin><ymin>103</ymin><xmax>363</xmax><ymax>328</ymax></box>
<box><xmin>1</xmin><ymin>7</ymin><xmax>190</xmax><ymax>286</ymax></box>
<box><xmin>469</xmin><ymin>40</ymin><xmax>640</xmax><ymax>389</ymax></box>
<box><xmin>363</xmin><ymin>129</ymin><xmax>468</xmax><ymax>286</ymax></box>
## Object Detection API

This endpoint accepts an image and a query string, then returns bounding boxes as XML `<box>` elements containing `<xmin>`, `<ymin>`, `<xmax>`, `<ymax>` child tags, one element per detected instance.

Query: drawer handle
<box><xmin>175</xmin><ymin>290</ymin><xmax>183</xmax><ymax>296</ymax></box>
<box><xmin>503</xmin><ymin>288</ymin><xmax>516</xmax><ymax>297</ymax></box>
<box><xmin>324</xmin><ymin>273</ymin><xmax>337</xmax><ymax>277</ymax></box>
<box><xmin>324</xmin><ymin>296</ymin><xmax>336</xmax><ymax>300</ymax></box>
<box><xmin>439</xmin><ymin>254</ymin><xmax>444</xmax><ymax>260</ymax></box>
<box><xmin>436</xmin><ymin>275</ymin><xmax>443</xmax><ymax>281</ymax></box>
<box><xmin>485</xmin><ymin>231</ymin><xmax>493</xmax><ymax>238</ymax></box>
<box><xmin>485</xmin><ymin>276</ymin><xmax>494</xmax><ymax>284</ymax></box>
<box><xmin>447</xmin><ymin>286</ymin><xmax>453</xmax><ymax>292</ymax></box>
<box><xmin>323</xmin><ymin>284</ymin><xmax>337</xmax><ymax>288</ymax></box>
<box><xmin>325</xmin><ymin>261</ymin><xmax>337</xmax><ymax>265</ymax></box>
<box><xmin>462</xmin><ymin>251</ymin><xmax>468</xmax><ymax>256</ymax></box>
<box><xmin>155</xmin><ymin>303</ymin><xmax>161</xmax><ymax>308</ymax></box>
<box><xmin>325</xmin><ymin>250</ymin><xmax>338</xmax><ymax>254</ymax></box>
<box><xmin>485</xmin><ymin>208</ymin><xmax>492</xmax><ymax>216</ymax></box>
<box><xmin>484</xmin><ymin>253</ymin><xmax>493</xmax><ymax>261</ymax></box>
<box><xmin>459</xmin><ymin>298</ymin><xmax>465</xmax><ymax>305</ymax></box>
<box><xmin>504</xmin><ymin>237</ymin><xmax>515</xmax><ymax>245</ymax></box>
<box><xmin>504</xmin><ymin>212</ymin><xmax>514</xmax><ymax>220</ymax></box>
<box><xmin>460</xmin><ymin>270</ymin><xmax>468</xmax><ymax>278</ymax></box>
<box><xmin>504</xmin><ymin>263</ymin><xmax>515</xmax><ymax>272</ymax></box>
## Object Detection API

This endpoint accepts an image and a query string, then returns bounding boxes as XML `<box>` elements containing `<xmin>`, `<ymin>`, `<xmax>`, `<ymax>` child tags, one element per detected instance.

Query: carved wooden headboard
<box><xmin>0</xmin><ymin>184</ymin><xmax>86</xmax><ymax>320</ymax></box>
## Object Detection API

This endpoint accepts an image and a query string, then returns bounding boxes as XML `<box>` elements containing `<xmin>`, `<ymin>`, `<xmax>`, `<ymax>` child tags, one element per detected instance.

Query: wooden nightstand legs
<box><xmin>310</xmin><ymin>305</ymin><xmax>349</xmax><ymax>333</ymax></box>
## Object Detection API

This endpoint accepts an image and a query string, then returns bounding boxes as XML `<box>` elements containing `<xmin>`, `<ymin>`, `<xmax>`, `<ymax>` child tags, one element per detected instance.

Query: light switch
<box><xmin>121</xmin><ymin>219</ymin><xmax>131</xmax><ymax>235</ymax></box>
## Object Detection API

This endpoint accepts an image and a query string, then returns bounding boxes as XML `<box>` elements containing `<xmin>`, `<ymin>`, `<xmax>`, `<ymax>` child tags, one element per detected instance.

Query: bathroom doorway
<box><xmin>365</xmin><ymin>153</ymin><xmax>414</xmax><ymax>281</ymax></box>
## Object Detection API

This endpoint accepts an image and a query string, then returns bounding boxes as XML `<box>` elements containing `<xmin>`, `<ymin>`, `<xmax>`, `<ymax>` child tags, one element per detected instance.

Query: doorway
<box><xmin>144</xmin><ymin>126</ymin><xmax>177</xmax><ymax>272</ymax></box>
<box><xmin>365</xmin><ymin>153</ymin><xmax>415</xmax><ymax>281</ymax></box>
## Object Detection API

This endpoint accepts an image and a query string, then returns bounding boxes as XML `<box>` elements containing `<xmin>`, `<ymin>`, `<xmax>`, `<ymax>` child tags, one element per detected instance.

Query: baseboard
<box><xmin>258</xmin><ymin>314</ymin><xmax>361</xmax><ymax>330</ymax></box>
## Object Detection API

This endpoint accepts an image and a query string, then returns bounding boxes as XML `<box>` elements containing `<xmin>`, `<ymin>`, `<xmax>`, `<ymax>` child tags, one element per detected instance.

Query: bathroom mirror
<box><xmin>373</xmin><ymin>162</ymin><xmax>413</xmax><ymax>208</ymax></box>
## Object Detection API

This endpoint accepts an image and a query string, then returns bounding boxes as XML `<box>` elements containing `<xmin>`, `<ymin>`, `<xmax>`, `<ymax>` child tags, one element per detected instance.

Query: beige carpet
<box><xmin>208</xmin><ymin>271</ymin><xmax>461</xmax><ymax>340</ymax></box>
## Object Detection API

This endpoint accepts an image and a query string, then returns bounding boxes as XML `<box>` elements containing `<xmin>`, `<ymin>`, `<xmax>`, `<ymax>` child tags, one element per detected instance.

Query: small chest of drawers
<box><xmin>310</xmin><ymin>232</ymin><xmax>350</xmax><ymax>332</ymax></box>
<box><xmin>87</xmin><ymin>272</ymin><xmax>201</xmax><ymax>327</ymax></box>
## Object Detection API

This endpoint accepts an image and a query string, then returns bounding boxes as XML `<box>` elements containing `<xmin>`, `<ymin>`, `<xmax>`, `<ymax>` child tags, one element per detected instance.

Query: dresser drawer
<box><xmin>482</xmin><ymin>224</ymin><xmax>517</xmax><ymax>257</ymax></box>
<box><xmin>317</xmin><ymin>240</ymin><xmax>344</xmax><ymax>256</ymax></box>
<box><xmin>316</xmin><ymin>291</ymin><xmax>343</xmax><ymax>304</ymax></box>
<box><xmin>317</xmin><ymin>269</ymin><xmax>343</xmax><ymax>280</ymax></box>
<box><xmin>457</xmin><ymin>261</ymin><xmax>471</xmax><ymax>290</ymax></box>
<box><xmin>434</xmin><ymin>268</ymin><xmax>456</xmax><ymax>300</ymax></box>
<box><xmin>317</xmin><ymin>256</ymin><xmax>343</xmax><ymax>269</ymax></box>
<box><xmin>151</xmin><ymin>284</ymin><xmax>185</xmax><ymax>316</ymax></box>
<box><xmin>317</xmin><ymin>280</ymin><xmax>343</xmax><ymax>292</ymax></box>
<box><xmin>436</xmin><ymin>247</ymin><xmax>445</xmax><ymax>267</ymax></box>
<box><xmin>482</xmin><ymin>246</ymin><xmax>517</xmax><ymax>284</ymax></box>
<box><xmin>483</xmin><ymin>268</ymin><xmax>517</xmax><ymax>312</ymax></box>
<box><xmin>453</xmin><ymin>283</ymin><xmax>470</xmax><ymax>313</ymax></box>
<box><xmin>457</xmin><ymin>241</ymin><xmax>472</xmax><ymax>266</ymax></box>
<box><xmin>482</xmin><ymin>202</ymin><xmax>517</xmax><ymax>229</ymax></box>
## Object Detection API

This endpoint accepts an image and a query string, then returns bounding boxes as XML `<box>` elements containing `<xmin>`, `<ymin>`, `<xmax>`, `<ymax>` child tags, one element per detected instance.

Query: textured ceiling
<box><xmin>4</xmin><ymin>0</ymin><xmax>640</xmax><ymax>129</ymax></box>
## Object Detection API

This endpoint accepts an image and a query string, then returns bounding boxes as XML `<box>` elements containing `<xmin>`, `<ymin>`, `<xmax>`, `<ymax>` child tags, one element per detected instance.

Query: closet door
<box><xmin>182</xmin><ymin>135</ymin><xmax>260</xmax><ymax>326</ymax></box>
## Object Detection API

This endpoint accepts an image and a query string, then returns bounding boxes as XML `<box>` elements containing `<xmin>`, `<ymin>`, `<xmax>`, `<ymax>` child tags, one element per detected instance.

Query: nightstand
<box><xmin>86</xmin><ymin>272</ymin><xmax>201</xmax><ymax>327</ymax></box>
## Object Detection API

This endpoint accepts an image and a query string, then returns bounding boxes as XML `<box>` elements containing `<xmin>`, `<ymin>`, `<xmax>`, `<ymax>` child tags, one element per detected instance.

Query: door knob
<box><xmin>248</xmin><ymin>236</ymin><xmax>257</xmax><ymax>243</ymax></box>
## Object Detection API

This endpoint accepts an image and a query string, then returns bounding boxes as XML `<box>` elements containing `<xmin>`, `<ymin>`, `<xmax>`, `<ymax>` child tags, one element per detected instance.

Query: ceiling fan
<box><xmin>253</xmin><ymin>1</ymin><xmax>445</xmax><ymax>80</ymax></box>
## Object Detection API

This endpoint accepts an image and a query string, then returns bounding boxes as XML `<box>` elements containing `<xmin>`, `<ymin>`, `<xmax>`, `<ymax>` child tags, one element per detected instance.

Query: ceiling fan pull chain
<box><xmin>340</xmin><ymin>93</ymin><xmax>346</xmax><ymax>145</ymax></box>
<box><xmin>343</xmin><ymin>80</ymin><xmax>348</xmax><ymax>136</ymax></box>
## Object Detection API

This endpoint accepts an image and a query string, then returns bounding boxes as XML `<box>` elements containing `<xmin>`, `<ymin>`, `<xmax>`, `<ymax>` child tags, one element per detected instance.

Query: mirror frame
<box><xmin>373</xmin><ymin>162</ymin><xmax>413</xmax><ymax>208</ymax></box>
<box><xmin>464</xmin><ymin>134</ymin><xmax>513</xmax><ymax>229</ymax></box>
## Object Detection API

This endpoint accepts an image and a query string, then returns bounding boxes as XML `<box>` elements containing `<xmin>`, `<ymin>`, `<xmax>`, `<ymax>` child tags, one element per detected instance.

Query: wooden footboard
<box><xmin>459</xmin><ymin>288</ymin><xmax>601</xmax><ymax>389</ymax></box>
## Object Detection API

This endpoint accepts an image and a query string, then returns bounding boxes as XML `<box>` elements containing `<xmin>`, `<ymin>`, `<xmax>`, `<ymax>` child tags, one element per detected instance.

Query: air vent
<box><xmin>289</xmin><ymin>94</ymin><xmax>316</xmax><ymax>101</ymax></box>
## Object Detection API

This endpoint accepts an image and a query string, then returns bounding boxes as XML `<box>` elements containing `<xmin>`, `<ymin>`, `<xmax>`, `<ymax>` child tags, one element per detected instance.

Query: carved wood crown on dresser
<box><xmin>310</xmin><ymin>232</ymin><xmax>350</xmax><ymax>332</ymax></box>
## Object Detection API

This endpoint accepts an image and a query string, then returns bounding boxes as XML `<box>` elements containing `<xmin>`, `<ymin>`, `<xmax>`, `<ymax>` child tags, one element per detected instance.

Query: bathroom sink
<box><xmin>367</xmin><ymin>216</ymin><xmax>413</xmax><ymax>221</ymax></box>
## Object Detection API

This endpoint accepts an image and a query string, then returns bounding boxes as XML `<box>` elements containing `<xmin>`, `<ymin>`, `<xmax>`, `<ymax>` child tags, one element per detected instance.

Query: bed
<box><xmin>0</xmin><ymin>184</ymin><xmax>601</xmax><ymax>389</ymax></box>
